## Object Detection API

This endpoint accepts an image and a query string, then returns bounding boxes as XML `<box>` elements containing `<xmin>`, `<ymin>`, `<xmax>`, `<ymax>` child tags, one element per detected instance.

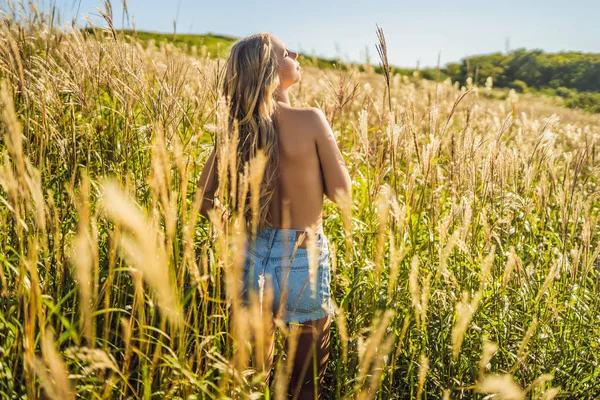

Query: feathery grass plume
<box><xmin>524</xmin><ymin>374</ymin><xmax>555</xmax><ymax>396</ymax></box>
<box><xmin>386</xmin><ymin>231</ymin><xmax>406</xmax><ymax>301</ymax></box>
<box><xmin>459</xmin><ymin>198</ymin><xmax>473</xmax><ymax>245</ymax></box>
<box><xmin>374</xmin><ymin>23</ymin><xmax>401</xmax><ymax>196</ymax></box>
<box><xmin>419</xmin><ymin>273</ymin><xmax>432</xmax><ymax>329</ymax></box>
<box><xmin>2</xmin><ymin>4</ymin><xmax>600</xmax><ymax>396</ymax></box>
<box><xmin>64</xmin><ymin>346</ymin><xmax>118</xmax><ymax>375</ymax></box>
<box><xmin>331</xmin><ymin>298</ymin><xmax>349</xmax><ymax>364</ymax></box>
<box><xmin>451</xmin><ymin>290</ymin><xmax>483</xmax><ymax>361</ymax></box>
<box><xmin>320</xmin><ymin>65</ymin><xmax>361</xmax><ymax>125</ymax></box>
<box><xmin>356</xmin><ymin>107</ymin><xmax>370</xmax><ymax>158</ymax></box>
<box><xmin>230</xmin><ymin>305</ymin><xmax>251</xmax><ymax>386</ymax></box>
<box><xmin>0</xmin><ymin>82</ymin><xmax>26</xmax><ymax>219</ymax></box>
<box><xmin>70</xmin><ymin>169</ymin><xmax>95</xmax><ymax>345</ymax></box>
<box><xmin>31</xmin><ymin>330</ymin><xmax>76</xmax><ymax>400</ymax></box>
<box><xmin>466</xmin><ymin>77</ymin><xmax>473</xmax><ymax>90</ymax></box>
<box><xmin>569</xmin><ymin>245</ymin><xmax>581</xmax><ymax>285</ymax></box>
<box><xmin>479</xmin><ymin>245</ymin><xmax>495</xmax><ymax>289</ymax></box>
<box><xmin>421</xmin><ymin>135</ymin><xmax>441</xmax><ymax>186</ymax></box>
<box><xmin>356</xmin><ymin>309</ymin><xmax>395</xmax><ymax>392</ymax></box>
<box><xmin>100</xmin><ymin>179</ymin><xmax>182</xmax><ymax>325</ymax></box>
<box><xmin>149</xmin><ymin>125</ymin><xmax>177</xmax><ymax>242</ymax></box>
<box><xmin>534</xmin><ymin>257</ymin><xmax>558</xmax><ymax>304</ymax></box>
<box><xmin>485</xmin><ymin>76</ymin><xmax>493</xmax><ymax>92</ymax></box>
<box><xmin>357</xmin><ymin>333</ymin><xmax>396</xmax><ymax>400</ymax></box>
<box><xmin>416</xmin><ymin>354</ymin><xmax>429</xmax><ymax>400</ymax></box>
<box><xmin>513</xmin><ymin>317</ymin><xmax>538</xmax><ymax>372</ymax></box>
<box><xmin>98</xmin><ymin>0</ymin><xmax>118</xmax><ymax>41</ymax></box>
<box><xmin>375</xmin><ymin>24</ymin><xmax>391</xmax><ymax>114</ymax></box>
<box><xmin>476</xmin><ymin>374</ymin><xmax>525</xmax><ymax>400</ymax></box>
<box><xmin>386</xmin><ymin>117</ymin><xmax>403</xmax><ymax>150</ymax></box>
<box><xmin>437</xmin><ymin>228</ymin><xmax>460</xmax><ymax>283</ymax></box>
<box><xmin>246</xmin><ymin>272</ymin><xmax>275</xmax><ymax>388</ymax></box>
<box><xmin>22</xmin><ymin>237</ymin><xmax>43</xmax><ymax>397</ymax></box>
<box><xmin>502</xmin><ymin>246</ymin><xmax>520</xmax><ymax>288</ymax></box>
<box><xmin>478</xmin><ymin>336</ymin><xmax>499</xmax><ymax>378</ymax></box>
<box><xmin>374</xmin><ymin>186</ymin><xmax>390</xmax><ymax>280</ymax></box>
<box><xmin>538</xmin><ymin>388</ymin><xmax>561</xmax><ymax>400</ymax></box>
<box><xmin>409</xmin><ymin>255</ymin><xmax>422</xmax><ymax>328</ymax></box>
<box><xmin>507</xmin><ymin>88</ymin><xmax>519</xmax><ymax>116</ymax></box>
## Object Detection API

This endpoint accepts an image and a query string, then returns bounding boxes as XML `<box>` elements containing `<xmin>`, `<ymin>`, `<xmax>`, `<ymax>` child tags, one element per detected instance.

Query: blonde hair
<box><xmin>220</xmin><ymin>32</ymin><xmax>281</xmax><ymax>234</ymax></box>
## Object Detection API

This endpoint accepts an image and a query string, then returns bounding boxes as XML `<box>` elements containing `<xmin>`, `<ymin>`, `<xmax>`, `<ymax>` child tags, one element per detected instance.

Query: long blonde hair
<box><xmin>220</xmin><ymin>32</ymin><xmax>281</xmax><ymax>234</ymax></box>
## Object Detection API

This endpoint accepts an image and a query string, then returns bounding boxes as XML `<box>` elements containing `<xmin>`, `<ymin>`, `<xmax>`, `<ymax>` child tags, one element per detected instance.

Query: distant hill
<box><xmin>89</xmin><ymin>29</ymin><xmax>600</xmax><ymax>113</ymax></box>
<box><xmin>94</xmin><ymin>29</ymin><xmax>357</xmax><ymax>71</ymax></box>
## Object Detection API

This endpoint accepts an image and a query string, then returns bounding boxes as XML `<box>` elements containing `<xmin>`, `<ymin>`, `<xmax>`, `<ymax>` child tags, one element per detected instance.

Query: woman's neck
<box><xmin>274</xmin><ymin>87</ymin><xmax>291</xmax><ymax>106</ymax></box>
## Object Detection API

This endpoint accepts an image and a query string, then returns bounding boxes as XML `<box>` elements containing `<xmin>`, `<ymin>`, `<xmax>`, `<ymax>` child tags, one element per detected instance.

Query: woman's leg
<box><xmin>285</xmin><ymin>314</ymin><xmax>332</xmax><ymax>400</ymax></box>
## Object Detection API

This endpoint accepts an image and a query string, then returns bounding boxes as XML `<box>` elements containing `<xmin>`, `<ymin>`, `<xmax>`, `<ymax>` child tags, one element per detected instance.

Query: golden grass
<box><xmin>1</xmin><ymin>2</ymin><xmax>599</xmax><ymax>398</ymax></box>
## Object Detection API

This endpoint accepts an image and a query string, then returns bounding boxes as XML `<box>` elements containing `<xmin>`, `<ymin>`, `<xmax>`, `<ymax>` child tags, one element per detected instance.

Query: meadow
<box><xmin>1</xmin><ymin>3</ymin><xmax>600</xmax><ymax>399</ymax></box>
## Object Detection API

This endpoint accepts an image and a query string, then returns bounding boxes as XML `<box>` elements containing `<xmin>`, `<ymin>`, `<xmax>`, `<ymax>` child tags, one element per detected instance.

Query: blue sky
<box><xmin>42</xmin><ymin>0</ymin><xmax>600</xmax><ymax>68</ymax></box>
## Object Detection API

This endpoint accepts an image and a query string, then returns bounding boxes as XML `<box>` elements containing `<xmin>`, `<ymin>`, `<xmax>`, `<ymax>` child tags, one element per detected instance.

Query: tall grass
<box><xmin>1</xmin><ymin>2</ymin><xmax>599</xmax><ymax>398</ymax></box>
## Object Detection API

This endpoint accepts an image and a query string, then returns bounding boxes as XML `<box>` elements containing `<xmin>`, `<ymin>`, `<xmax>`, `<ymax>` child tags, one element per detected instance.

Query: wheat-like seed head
<box><xmin>101</xmin><ymin>179</ymin><xmax>182</xmax><ymax>325</ymax></box>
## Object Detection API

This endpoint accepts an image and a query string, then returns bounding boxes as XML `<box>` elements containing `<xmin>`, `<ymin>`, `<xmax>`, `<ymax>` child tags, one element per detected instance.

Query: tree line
<box><xmin>439</xmin><ymin>49</ymin><xmax>600</xmax><ymax>113</ymax></box>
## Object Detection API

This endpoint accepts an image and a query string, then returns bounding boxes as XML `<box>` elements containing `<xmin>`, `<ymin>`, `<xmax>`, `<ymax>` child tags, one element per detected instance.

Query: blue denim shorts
<box><xmin>241</xmin><ymin>226</ymin><xmax>334</xmax><ymax>324</ymax></box>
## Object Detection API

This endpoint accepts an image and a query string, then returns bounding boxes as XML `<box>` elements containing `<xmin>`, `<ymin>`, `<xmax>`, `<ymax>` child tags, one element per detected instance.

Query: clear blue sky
<box><xmin>46</xmin><ymin>0</ymin><xmax>600</xmax><ymax>68</ymax></box>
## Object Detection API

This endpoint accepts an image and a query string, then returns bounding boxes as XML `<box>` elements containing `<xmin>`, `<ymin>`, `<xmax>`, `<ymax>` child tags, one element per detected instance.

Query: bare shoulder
<box><xmin>301</xmin><ymin>106</ymin><xmax>326</xmax><ymax>121</ymax></box>
<box><xmin>304</xmin><ymin>107</ymin><xmax>332</xmax><ymax>140</ymax></box>
<box><xmin>291</xmin><ymin>106</ymin><xmax>330</xmax><ymax>134</ymax></box>
<box><xmin>276</xmin><ymin>104</ymin><xmax>327</xmax><ymax>139</ymax></box>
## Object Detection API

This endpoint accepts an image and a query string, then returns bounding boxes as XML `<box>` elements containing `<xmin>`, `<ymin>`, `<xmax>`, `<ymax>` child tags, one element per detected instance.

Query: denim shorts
<box><xmin>241</xmin><ymin>226</ymin><xmax>334</xmax><ymax>324</ymax></box>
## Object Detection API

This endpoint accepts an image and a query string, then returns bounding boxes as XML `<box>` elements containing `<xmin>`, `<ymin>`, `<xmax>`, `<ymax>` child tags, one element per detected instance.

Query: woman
<box><xmin>196</xmin><ymin>32</ymin><xmax>352</xmax><ymax>399</ymax></box>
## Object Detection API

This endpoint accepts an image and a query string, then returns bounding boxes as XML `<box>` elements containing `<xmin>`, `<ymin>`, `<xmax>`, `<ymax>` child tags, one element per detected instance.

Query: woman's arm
<box><xmin>310</xmin><ymin>107</ymin><xmax>352</xmax><ymax>204</ymax></box>
<box><xmin>197</xmin><ymin>145</ymin><xmax>219</xmax><ymax>220</ymax></box>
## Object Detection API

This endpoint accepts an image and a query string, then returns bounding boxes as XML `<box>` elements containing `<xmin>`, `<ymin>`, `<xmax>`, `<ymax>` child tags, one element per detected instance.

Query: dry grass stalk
<box><xmin>355</xmin><ymin>309</ymin><xmax>395</xmax><ymax>393</ymax></box>
<box><xmin>451</xmin><ymin>290</ymin><xmax>483</xmax><ymax>360</ymax></box>
<box><xmin>100</xmin><ymin>179</ymin><xmax>182</xmax><ymax>324</ymax></box>
<box><xmin>70</xmin><ymin>170</ymin><xmax>95</xmax><ymax>345</ymax></box>
<box><xmin>502</xmin><ymin>246</ymin><xmax>520</xmax><ymax>288</ymax></box>
<box><xmin>374</xmin><ymin>186</ymin><xmax>391</xmax><ymax>280</ymax></box>
<box><xmin>2</xmin><ymin>5</ymin><xmax>600</xmax><ymax>397</ymax></box>
<box><xmin>534</xmin><ymin>257</ymin><xmax>559</xmax><ymax>304</ymax></box>
<box><xmin>358</xmin><ymin>333</ymin><xmax>396</xmax><ymax>400</ymax></box>
<box><xmin>331</xmin><ymin>298</ymin><xmax>349</xmax><ymax>364</ymax></box>
<box><xmin>409</xmin><ymin>255</ymin><xmax>422</xmax><ymax>328</ymax></box>
<box><xmin>31</xmin><ymin>330</ymin><xmax>76</xmax><ymax>400</ymax></box>
<box><xmin>476</xmin><ymin>374</ymin><xmax>525</xmax><ymax>400</ymax></box>
<box><xmin>416</xmin><ymin>354</ymin><xmax>429</xmax><ymax>400</ymax></box>
<box><xmin>478</xmin><ymin>336</ymin><xmax>498</xmax><ymax>378</ymax></box>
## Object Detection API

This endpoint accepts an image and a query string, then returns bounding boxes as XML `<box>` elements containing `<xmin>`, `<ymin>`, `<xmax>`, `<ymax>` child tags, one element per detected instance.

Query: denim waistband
<box><xmin>251</xmin><ymin>226</ymin><xmax>327</xmax><ymax>244</ymax></box>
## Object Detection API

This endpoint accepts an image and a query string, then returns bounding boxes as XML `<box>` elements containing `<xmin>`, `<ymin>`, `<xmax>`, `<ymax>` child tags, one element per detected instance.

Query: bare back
<box><xmin>197</xmin><ymin>102</ymin><xmax>351</xmax><ymax>238</ymax></box>
<box><xmin>267</xmin><ymin>104</ymin><xmax>325</xmax><ymax>234</ymax></box>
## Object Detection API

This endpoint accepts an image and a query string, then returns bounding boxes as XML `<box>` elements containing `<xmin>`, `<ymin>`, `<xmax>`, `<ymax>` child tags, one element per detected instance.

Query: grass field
<box><xmin>1</xmin><ymin>3</ymin><xmax>600</xmax><ymax>399</ymax></box>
